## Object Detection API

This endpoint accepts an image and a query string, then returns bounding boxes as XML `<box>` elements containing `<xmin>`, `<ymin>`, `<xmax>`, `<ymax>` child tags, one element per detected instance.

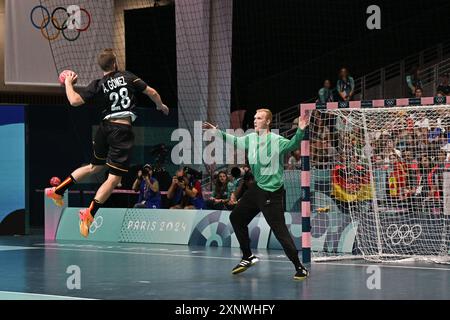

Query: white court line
<box><xmin>34</xmin><ymin>243</ymin><xmax>188</xmax><ymax>253</ymax></box>
<box><xmin>317</xmin><ymin>261</ymin><xmax>450</xmax><ymax>271</ymax></box>
<box><xmin>32</xmin><ymin>245</ymin><xmax>450</xmax><ymax>272</ymax></box>
<box><xmin>36</xmin><ymin>246</ymin><xmax>246</xmax><ymax>261</ymax></box>
<box><xmin>0</xmin><ymin>291</ymin><xmax>96</xmax><ymax>300</ymax></box>
<box><xmin>0</xmin><ymin>246</ymin><xmax>40</xmax><ymax>251</ymax></box>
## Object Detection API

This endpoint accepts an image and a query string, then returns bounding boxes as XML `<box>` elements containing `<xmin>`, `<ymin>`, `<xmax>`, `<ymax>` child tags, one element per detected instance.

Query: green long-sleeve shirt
<box><xmin>220</xmin><ymin>128</ymin><xmax>304</xmax><ymax>192</ymax></box>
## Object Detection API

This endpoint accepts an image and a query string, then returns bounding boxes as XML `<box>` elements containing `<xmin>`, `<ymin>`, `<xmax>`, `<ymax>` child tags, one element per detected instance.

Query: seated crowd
<box><xmin>315</xmin><ymin>66</ymin><xmax>450</xmax><ymax>105</ymax></box>
<box><xmin>128</xmin><ymin>164</ymin><xmax>256</xmax><ymax>210</ymax></box>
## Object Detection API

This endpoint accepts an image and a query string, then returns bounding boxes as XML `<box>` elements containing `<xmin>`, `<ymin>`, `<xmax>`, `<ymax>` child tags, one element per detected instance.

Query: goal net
<box><xmin>309</xmin><ymin>105</ymin><xmax>450</xmax><ymax>263</ymax></box>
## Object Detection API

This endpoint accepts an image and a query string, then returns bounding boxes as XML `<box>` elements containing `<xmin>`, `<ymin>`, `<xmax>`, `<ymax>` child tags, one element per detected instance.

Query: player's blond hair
<box><xmin>98</xmin><ymin>48</ymin><xmax>117</xmax><ymax>72</ymax></box>
<box><xmin>256</xmin><ymin>108</ymin><xmax>273</xmax><ymax>127</ymax></box>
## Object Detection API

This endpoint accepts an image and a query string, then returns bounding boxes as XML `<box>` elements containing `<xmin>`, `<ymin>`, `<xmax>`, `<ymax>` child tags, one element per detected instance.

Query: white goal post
<box><xmin>304</xmin><ymin>103</ymin><xmax>450</xmax><ymax>263</ymax></box>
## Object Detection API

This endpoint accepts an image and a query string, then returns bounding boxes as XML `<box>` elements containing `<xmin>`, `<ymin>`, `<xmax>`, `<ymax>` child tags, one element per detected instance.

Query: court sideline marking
<box><xmin>30</xmin><ymin>244</ymin><xmax>450</xmax><ymax>272</ymax></box>
<box><xmin>0</xmin><ymin>291</ymin><xmax>95</xmax><ymax>300</ymax></box>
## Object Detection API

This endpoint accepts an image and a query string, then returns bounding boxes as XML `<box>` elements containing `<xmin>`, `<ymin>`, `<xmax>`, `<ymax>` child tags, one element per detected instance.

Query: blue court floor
<box><xmin>0</xmin><ymin>231</ymin><xmax>449</xmax><ymax>300</ymax></box>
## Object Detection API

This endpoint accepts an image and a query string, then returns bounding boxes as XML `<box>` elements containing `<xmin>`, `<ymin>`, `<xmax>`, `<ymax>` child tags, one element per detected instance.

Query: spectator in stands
<box><xmin>230</xmin><ymin>165</ymin><xmax>254</xmax><ymax>204</ymax></box>
<box><xmin>337</xmin><ymin>133</ymin><xmax>353</xmax><ymax>159</ymax></box>
<box><xmin>206</xmin><ymin>171</ymin><xmax>234</xmax><ymax>210</ymax></box>
<box><xmin>229</xmin><ymin>166</ymin><xmax>243</xmax><ymax>192</ymax></box>
<box><xmin>226</xmin><ymin>165</ymin><xmax>249</xmax><ymax>207</ymax></box>
<box><xmin>205</xmin><ymin>162</ymin><xmax>217</xmax><ymax>191</ymax></box>
<box><xmin>287</xmin><ymin>150</ymin><xmax>301</xmax><ymax>170</ymax></box>
<box><xmin>331</xmin><ymin>155</ymin><xmax>372</xmax><ymax>214</ymax></box>
<box><xmin>228</xmin><ymin>167</ymin><xmax>242</xmax><ymax>208</ymax></box>
<box><xmin>312</xmin><ymin>138</ymin><xmax>338</xmax><ymax>169</ymax></box>
<box><xmin>387</xmin><ymin>153</ymin><xmax>408</xmax><ymax>200</ymax></box>
<box><xmin>373</xmin><ymin>154</ymin><xmax>384</xmax><ymax>167</ymax></box>
<box><xmin>318</xmin><ymin>79</ymin><xmax>334</xmax><ymax>103</ymax></box>
<box><xmin>400</xmin><ymin>150</ymin><xmax>421</xmax><ymax>208</ymax></box>
<box><xmin>403</xmin><ymin>131</ymin><xmax>417</xmax><ymax>155</ymax></box>
<box><xmin>436</xmin><ymin>73</ymin><xmax>450</xmax><ymax>96</ymax></box>
<box><xmin>381</xmin><ymin>139</ymin><xmax>402</xmax><ymax>165</ymax></box>
<box><xmin>132</xmin><ymin>164</ymin><xmax>161</xmax><ymax>209</ymax></box>
<box><xmin>323</xmin><ymin>140</ymin><xmax>338</xmax><ymax>165</ymax></box>
<box><xmin>336</xmin><ymin>67</ymin><xmax>355</xmax><ymax>102</ymax></box>
<box><xmin>440</xmin><ymin>131</ymin><xmax>450</xmax><ymax>161</ymax></box>
<box><xmin>428</xmin><ymin>153</ymin><xmax>446</xmax><ymax>201</ymax></box>
<box><xmin>311</xmin><ymin>110</ymin><xmax>331</xmax><ymax>140</ymax></box>
<box><xmin>414</xmin><ymin>110</ymin><xmax>430</xmax><ymax>129</ymax></box>
<box><xmin>428</xmin><ymin>127</ymin><xmax>445</xmax><ymax>153</ymax></box>
<box><xmin>419</xmin><ymin>155</ymin><xmax>433</xmax><ymax>198</ymax></box>
<box><xmin>415</xmin><ymin>88</ymin><xmax>423</xmax><ymax>98</ymax></box>
<box><xmin>395</xmin><ymin>129</ymin><xmax>409</xmax><ymax>153</ymax></box>
<box><xmin>406</xmin><ymin>66</ymin><xmax>423</xmax><ymax>97</ymax></box>
<box><xmin>415</xmin><ymin>125</ymin><xmax>431</xmax><ymax>158</ymax></box>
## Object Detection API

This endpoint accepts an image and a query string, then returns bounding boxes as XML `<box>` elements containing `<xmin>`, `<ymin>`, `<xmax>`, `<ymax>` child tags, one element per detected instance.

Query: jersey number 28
<box><xmin>110</xmin><ymin>88</ymin><xmax>131</xmax><ymax>111</ymax></box>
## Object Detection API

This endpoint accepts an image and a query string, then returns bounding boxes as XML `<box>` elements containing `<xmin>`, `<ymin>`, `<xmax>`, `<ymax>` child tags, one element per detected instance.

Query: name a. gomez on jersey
<box><xmin>103</xmin><ymin>76</ymin><xmax>128</xmax><ymax>93</ymax></box>
<box><xmin>80</xmin><ymin>71</ymin><xmax>147</xmax><ymax>122</ymax></box>
<box><xmin>102</xmin><ymin>76</ymin><xmax>131</xmax><ymax>111</ymax></box>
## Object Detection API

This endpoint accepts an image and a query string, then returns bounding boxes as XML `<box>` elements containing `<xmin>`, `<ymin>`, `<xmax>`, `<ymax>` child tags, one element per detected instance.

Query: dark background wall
<box><xmin>125</xmin><ymin>5</ymin><xmax>177</xmax><ymax>111</ymax></box>
<box><xmin>28</xmin><ymin>104</ymin><xmax>94</xmax><ymax>227</ymax></box>
<box><xmin>231</xmin><ymin>0</ymin><xmax>450</xmax><ymax>120</ymax></box>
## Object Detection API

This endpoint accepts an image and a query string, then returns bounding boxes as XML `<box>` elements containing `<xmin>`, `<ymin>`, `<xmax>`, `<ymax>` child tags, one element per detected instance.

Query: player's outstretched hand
<box><xmin>298</xmin><ymin>114</ymin><xmax>310</xmax><ymax>130</ymax></box>
<box><xmin>202</xmin><ymin>121</ymin><xmax>218</xmax><ymax>130</ymax></box>
<box><xmin>157</xmin><ymin>104</ymin><xmax>169</xmax><ymax>115</ymax></box>
<box><xmin>64</xmin><ymin>71</ymin><xmax>78</xmax><ymax>86</ymax></box>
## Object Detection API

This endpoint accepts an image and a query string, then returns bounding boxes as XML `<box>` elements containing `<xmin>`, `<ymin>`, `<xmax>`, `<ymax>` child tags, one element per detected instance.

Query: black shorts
<box><xmin>90</xmin><ymin>121</ymin><xmax>135</xmax><ymax>176</ymax></box>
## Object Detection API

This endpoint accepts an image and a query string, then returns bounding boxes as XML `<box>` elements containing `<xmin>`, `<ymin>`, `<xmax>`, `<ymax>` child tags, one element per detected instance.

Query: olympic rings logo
<box><xmin>385</xmin><ymin>224</ymin><xmax>422</xmax><ymax>245</ymax></box>
<box><xmin>89</xmin><ymin>216</ymin><xmax>104</xmax><ymax>234</ymax></box>
<box><xmin>30</xmin><ymin>5</ymin><xmax>91</xmax><ymax>42</ymax></box>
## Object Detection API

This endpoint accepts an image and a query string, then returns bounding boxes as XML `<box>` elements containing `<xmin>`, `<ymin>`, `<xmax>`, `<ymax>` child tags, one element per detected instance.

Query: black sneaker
<box><xmin>231</xmin><ymin>255</ymin><xmax>259</xmax><ymax>274</ymax></box>
<box><xmin>293</xmin><ymin>265</ymin><xmax>309</xmax><ymax>280</ymax></box>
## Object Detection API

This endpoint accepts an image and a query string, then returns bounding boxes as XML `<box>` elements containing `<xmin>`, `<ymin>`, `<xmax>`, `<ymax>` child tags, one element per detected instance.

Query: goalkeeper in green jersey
<box><xmin>203</xmin><ymin>109</ymin><xmax>310</xmax><ymax>280</ymax></box>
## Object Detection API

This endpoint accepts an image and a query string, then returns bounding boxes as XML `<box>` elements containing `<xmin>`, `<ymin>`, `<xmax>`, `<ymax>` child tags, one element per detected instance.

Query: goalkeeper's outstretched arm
<box><xmin>202</xmin><ymin>122</ymin><xmax>248</xmax><ymax>150</ymax></box>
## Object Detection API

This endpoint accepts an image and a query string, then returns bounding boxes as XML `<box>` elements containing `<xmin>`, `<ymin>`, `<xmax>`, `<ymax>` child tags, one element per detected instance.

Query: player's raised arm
<box><xmin>143</xmin><ymin>86</ymin><xmax>169</xmax><ymax>115</ymax></box>
<box><xmin>279</xmin><ymin>114</ymin><xmax>309</xmax><ymax>153</ymax></box>
<box><xmin>64</xmin><ymin>72</ymin><xmax>85</xmax><ymax>107</ymax></box>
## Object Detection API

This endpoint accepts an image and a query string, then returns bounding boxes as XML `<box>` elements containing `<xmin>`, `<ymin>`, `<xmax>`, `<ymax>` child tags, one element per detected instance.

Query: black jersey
<box><xmin>79</xmin><ymin>70</ymin><xmax>147</xmax><ymax>122</ymax></box>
